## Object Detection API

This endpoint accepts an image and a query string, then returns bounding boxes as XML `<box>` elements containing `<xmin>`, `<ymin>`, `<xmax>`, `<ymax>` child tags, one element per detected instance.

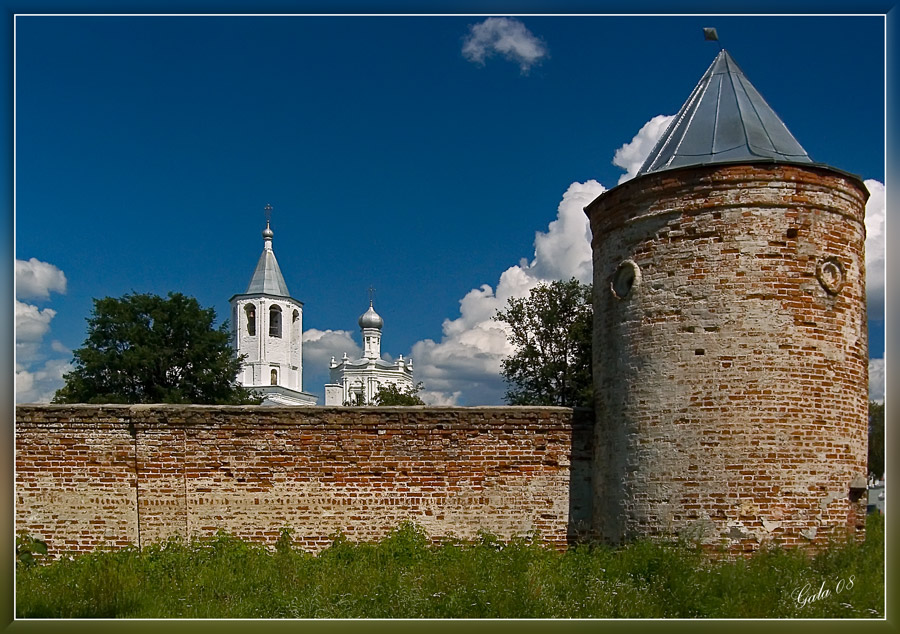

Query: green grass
<box><xmin>16</xmin><ymin>514</ymin><xmax>884</xmax><ymax>619</ymax></box>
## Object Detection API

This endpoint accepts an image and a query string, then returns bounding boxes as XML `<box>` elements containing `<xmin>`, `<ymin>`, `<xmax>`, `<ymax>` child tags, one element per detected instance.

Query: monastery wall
<box><xmin>16</xmin><ymin>404</ymin><xmax>593</xmax><ymax>556</ymax></box>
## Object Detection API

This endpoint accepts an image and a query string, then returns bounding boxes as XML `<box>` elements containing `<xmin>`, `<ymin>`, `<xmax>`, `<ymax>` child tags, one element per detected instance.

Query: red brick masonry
<box><xmin>16</xmin><ymin>405</ymin><xmax>593</xmax><ymax>556</ymax></box>
<box><xmin>585</xmin><ymin>163</ymin><xmax>869</xmax><ymax>550</ymax></box>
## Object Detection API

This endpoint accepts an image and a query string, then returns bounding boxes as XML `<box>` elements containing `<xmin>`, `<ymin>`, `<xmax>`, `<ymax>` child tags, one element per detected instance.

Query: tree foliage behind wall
<box><xmin>53</xmin><ymin>292</ymin><xmax>261</xmax><ymax>405</ymax></box>
<box><xmin>494</xmin><ymin>278</ymin><xmax>593</xmax><ymax>408</ymax></box>
<box><xmin>372</xmin><ymin>382</ymin><xmax>425</xmax><ymax>406</ymax></box>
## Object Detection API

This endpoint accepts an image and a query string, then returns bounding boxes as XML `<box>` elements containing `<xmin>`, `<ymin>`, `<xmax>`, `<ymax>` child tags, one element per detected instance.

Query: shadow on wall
<box><xmin>567</xmin><ymin>407</ymin><xmax>595</xmax><ymax>546</ymax></box>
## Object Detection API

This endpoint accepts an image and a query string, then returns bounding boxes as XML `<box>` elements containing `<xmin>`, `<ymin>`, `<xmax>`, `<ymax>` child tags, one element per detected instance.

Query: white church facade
<box><xmin>230</xmin><ymin>212</ymin><xmax>318</xmax><ymax>406</ymax></box>
<box><xmin>324</xmin><ymin>300</ymin><xmax>415</xmax><ymax>406</ymax></box>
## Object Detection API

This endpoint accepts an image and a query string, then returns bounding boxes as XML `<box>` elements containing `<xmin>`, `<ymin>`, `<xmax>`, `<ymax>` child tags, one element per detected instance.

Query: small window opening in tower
<box><xmin>271</xmin><ymin>369</ymin><xmax>278</xmax><ymax>385</ymax></box>
<box><xmin>292</xmin><ymin>309</ymin><xmax>299</xmax><ymax>323</ymax></box>
<box><xmin>245</xmin><ymin>304</ymin><xmax>256</xmax><ymax>336</ymax></box>
<box><xmin>611</xmin><ymin>260</ymin><xmax>641</xmax><ymax>300</ymax></box>
<box><xmin>269</xmin><ymin>305</ymin><xmax>282</xmax><ymax>338</ymax></box>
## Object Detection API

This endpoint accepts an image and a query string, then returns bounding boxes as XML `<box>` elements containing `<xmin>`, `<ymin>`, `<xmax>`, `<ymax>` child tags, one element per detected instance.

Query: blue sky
<box><xmin>13</xmin><ymin>13</ymin><xmax>887</xmax><ymax>405</ymax></box>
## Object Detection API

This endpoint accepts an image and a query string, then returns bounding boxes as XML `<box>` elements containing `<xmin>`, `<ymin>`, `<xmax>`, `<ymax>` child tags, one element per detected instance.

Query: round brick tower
<box><xmin>585</xmin><ymin>50</ymin><xmax>869</xmax><ymax>550</ymax></box>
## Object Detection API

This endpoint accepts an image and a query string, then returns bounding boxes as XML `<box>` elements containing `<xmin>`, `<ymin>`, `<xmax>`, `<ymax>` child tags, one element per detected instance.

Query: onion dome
<box><xmin>358</xmin><ymin>301</ymin><xmax>384</xmax><ymax>330</ymax></box>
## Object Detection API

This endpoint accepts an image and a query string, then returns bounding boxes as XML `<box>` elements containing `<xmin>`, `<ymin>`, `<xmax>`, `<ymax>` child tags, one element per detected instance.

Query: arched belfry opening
<box><xmin>269</xmin><ymin>305</ymin><xmax>282</xmax><ymax>338</ymax></box>
<box><xmin>244</xmin><ymin>304</ymin><xmax>256</xmax><ymax>336</ymax></box>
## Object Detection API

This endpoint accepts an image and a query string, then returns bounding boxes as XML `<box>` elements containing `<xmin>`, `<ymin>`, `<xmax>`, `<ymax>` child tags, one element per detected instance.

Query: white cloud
<box><xmin>612</xmin><ymin>114</ymin><xmax>674</xmax><ymax>184</ymax></box>
<box><xmin>410</xmin><ymin>109</ymin><xmax>887</xmax><ymax>407</ymax></box>
<box><xmin>16</xmin><ymin>299</ymin><xmax>58</xmax><ymax>366</ymax></box>
<box><xmin>300</xmin><ymin>328</ymin><xmax>363</xmax><ymax>400</ymax></box>
<box><xmin>530</xmin><ymin>181</ymin><xmax>603</xmax><ymax>283</ymax></box>
<box><xmin>15</xmin><ymin>298</ymin><xmax>65</xmax><ymax>400</ymax></box>
<box><xmin>864</xmin><ymin>179</ymin><xmax>885</xmax><ymax>320</ymax></box>
<box><xmin>411</xmin><ymin>179</ymin><xmax>606</xmax><ymax>405</ymax></box>
<box><xmin>51</xmin><ymin>340</ymin><xmax>71</xmax><ymax>355</ymax></box>
<box><xmin>15</xmin><ymin>299</ymin><xmax>56</xmax><ymax>344</ymax></box>
<box><xmin>869</xmin><ymin>358</ymin><xmax>884</xmax><ymax>403</ymax></box>
<box><xmin>461</xmin><ymin>18</ymin><xmax>547</xmax><ymax>74</ymax></box>
<box><xmin>412</xmin><ymin>325</ymin><xmax>510</xmax><ymax>406</ymax></box>
<box><xmin>303</xmin><ymin>328</ymin><xmax>362</xmax><ymax>372</ymax></box>
<box><xmin>418</xmin><ymin>389</ymin><xmax>463</xmax><ymax>407</ymax></box>
<box><xmin>15</xmin><ymin>257</ymin><xmax>67</xmax><ymax>300</ymax></box>
<box><xmin>16</xmin><ymin>358</ymin><xmax>72</xmax><ymax>403</ymax></box>
<box><xmin>14</xmin><ymin>258</ymin><xmax>72</xmax><ymax>403</ymax></box>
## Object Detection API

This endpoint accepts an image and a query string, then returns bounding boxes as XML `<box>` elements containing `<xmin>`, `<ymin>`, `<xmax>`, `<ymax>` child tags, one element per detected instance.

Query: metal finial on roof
<box><xmin>262</xmin><ymin>204</ymin><xmax>274</xmax><ymax>242</ymax></box>
<box><xmin>368</xmin><ymin>286</ymin><xmax>376</xmax><ymax>306</ymax></box>
<box><xmin>703</xmin><ymin>28</ymin><xmax>723</xmax><ymax>50</ymax></box>
<box><xmin>245</xmin><ymin>203</ymin><xmax>290</xmax><ymax>296</ymax></box>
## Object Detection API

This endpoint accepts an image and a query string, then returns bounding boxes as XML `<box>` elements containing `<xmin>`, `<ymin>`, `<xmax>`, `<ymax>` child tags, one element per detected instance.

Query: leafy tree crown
<box><xmin>53</xmin><ymin>292</ymin><xmax>261</xmax><ymax>405</ymax></box>
<box><xmin>493</xmin><ymin>278</ymin><xmax>593</xmax><ymax>408</ymax></box>
<box><xmin>371</xmin><ymin>382</ymin><xmax>425</xmax><ymax>406</ymax></box>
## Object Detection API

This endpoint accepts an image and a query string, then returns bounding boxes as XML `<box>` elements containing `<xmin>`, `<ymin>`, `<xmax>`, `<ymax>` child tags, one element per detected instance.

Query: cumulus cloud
<box><xmin>300</xmin><ymin>328</ymin><xmax>363</xmax><ymax>400</ymax></box>
<box><xmin>410</xmin><ymin>109</ymin><xmax>888</xmax><ymax>407</ymax></box>
<box><xmin>868</xmin><ymin>358</ymin><xmax>884</xmax><ymax>403</ymax></box>
<box><xmin>864</xmin><ymin>179</ymin><xmax>885</xmax><ymax>320</ymax></box>
<box><xmin>15</xmin><ymin>257</ymin><xmax>67</xmax><ymax>300</ymax></box>
<box><xmin>412</xmin><ymin>179</ymin><xmax>606</xmax><ymax>405</ymax></box>
<box><xmin>16</xmin><ymin>358</ymin><xmax>72</xmax><ymax>403</ymax></box>
<box><xmin>303</xmin><ymin>328</ymin><xmax>362</xmax><ymax>372</ymax></box>
<box><xmin>51</xmin><ymin>340</ymin><xmax>71</xmax><ymax>355</ymax></box>
<box><xmin>15</xmin><ymin>299</ymin><xmax>56</xmax><ymax>345</ymax></box>
<box><xmin>461</xmin><ymin>17</ymin><xmax>548</xmax><ymax>74</ymax></box>
<box><xmin>612</xmin><ymin>114</ymin><xmax>675</xmax><ymax>184</ymax></box>
<box><xmin>412</xmin><ymin>319</ymin><xmax>511</xmax><ymax>406</ymax></box>
<box><xmin>15</xmin><ymin>258</ymin><xmax>71</xmax><ymax>403</ymax></box>
<box><xmin>408</xmin><ymin>114</ymin><xmax>665</xmax><ymax>405</ymax></box>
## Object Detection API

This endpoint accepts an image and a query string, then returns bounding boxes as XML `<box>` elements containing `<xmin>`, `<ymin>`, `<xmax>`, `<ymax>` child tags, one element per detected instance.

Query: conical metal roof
<box><xmin>638</xmin><ymin>50</ymin><xmax>812</xmax><ymax>176</ymax></box>
<box><xmin>246</xmin><ymin>250</ymin><xmax>290</xmax><ymax>296</ymax></box>
<box><xmin>245</xmin><ymin>223</ymin><xmax>291</xmax><ymax>297</ymax></box>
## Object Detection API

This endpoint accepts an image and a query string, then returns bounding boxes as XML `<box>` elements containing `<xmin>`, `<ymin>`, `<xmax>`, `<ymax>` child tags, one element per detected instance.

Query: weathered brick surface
<box><xmin>16</xmin><ymin>405</ymin><xmax>593</xmax><ymax>555</ymax></box>
<box><xmin>585</xmin><ymin>163</ymin><xmax>869</xmax><ymax>550</ymax></box>
<box><xmin>15</xmin><ymin>407</ymin><xmax>139</xmax><ymax>553</ymax></box>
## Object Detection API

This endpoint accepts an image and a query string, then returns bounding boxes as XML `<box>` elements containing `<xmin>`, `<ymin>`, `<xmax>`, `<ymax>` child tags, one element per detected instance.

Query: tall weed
<box><xmin>16</xmin><ymin>514</ymin><xmax>884</xmax><ymax>619</ymax></box>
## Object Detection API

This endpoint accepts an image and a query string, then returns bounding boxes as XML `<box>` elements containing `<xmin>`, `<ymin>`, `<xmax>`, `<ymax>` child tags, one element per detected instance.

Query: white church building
<box><xmin>230</xmin><ymin>211</ymin><xmax>318</xmax><ymax>406</ymax></box>
<box><xmin>324</xmin><ymin>299</ymin><xmax>415</xmax><ymax>406</ymax></box>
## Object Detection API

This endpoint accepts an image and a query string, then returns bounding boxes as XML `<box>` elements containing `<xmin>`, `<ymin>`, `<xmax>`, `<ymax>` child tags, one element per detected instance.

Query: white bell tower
<box><xmin>229</xmin><ymin>205</ymin><xmax>317</xmax><ymax>406</ymax></box>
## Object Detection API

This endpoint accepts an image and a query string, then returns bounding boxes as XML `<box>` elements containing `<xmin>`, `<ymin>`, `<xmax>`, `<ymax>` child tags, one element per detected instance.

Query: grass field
<box><xmin>16</xmin><ymin>513</ymin><xmax>884</xmax><ymax>619</ymax></box>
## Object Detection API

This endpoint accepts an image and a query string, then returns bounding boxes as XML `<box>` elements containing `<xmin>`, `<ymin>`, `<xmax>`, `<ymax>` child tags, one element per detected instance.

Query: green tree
<box><xmin>493</xmin><ymin>278</ymin><xmax>593</xmax><ymax>408</ymax></box>
<box><xmin>372</xmin><ymin>382</ymin><xmax>425</xmax><ymax>406</ymax></box>
<box><xmin>868</xmin><ymin>400</ymin><xmax>884</xmax><ymax>480</ymax></box>
<box><xmin>53</xmin><ymin>292</ymin><xmax>261</xmax><ymax>405</ymax></box>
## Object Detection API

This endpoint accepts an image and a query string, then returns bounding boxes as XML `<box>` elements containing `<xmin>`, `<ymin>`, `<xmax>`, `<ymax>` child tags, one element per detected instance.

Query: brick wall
<box><xmin>14</xmin><ymin>408</ymin><xmax>139</xmax><ymax>553</ymax></box>
<box><xmin>16</xmin><ymin>405</ymin><xmax>593</xmax><ymax>556</ymax></box>
<box><xmin>585</xmin><ymin>163</ymin><xmax>869</xmax><ymax>551</ymax></box>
